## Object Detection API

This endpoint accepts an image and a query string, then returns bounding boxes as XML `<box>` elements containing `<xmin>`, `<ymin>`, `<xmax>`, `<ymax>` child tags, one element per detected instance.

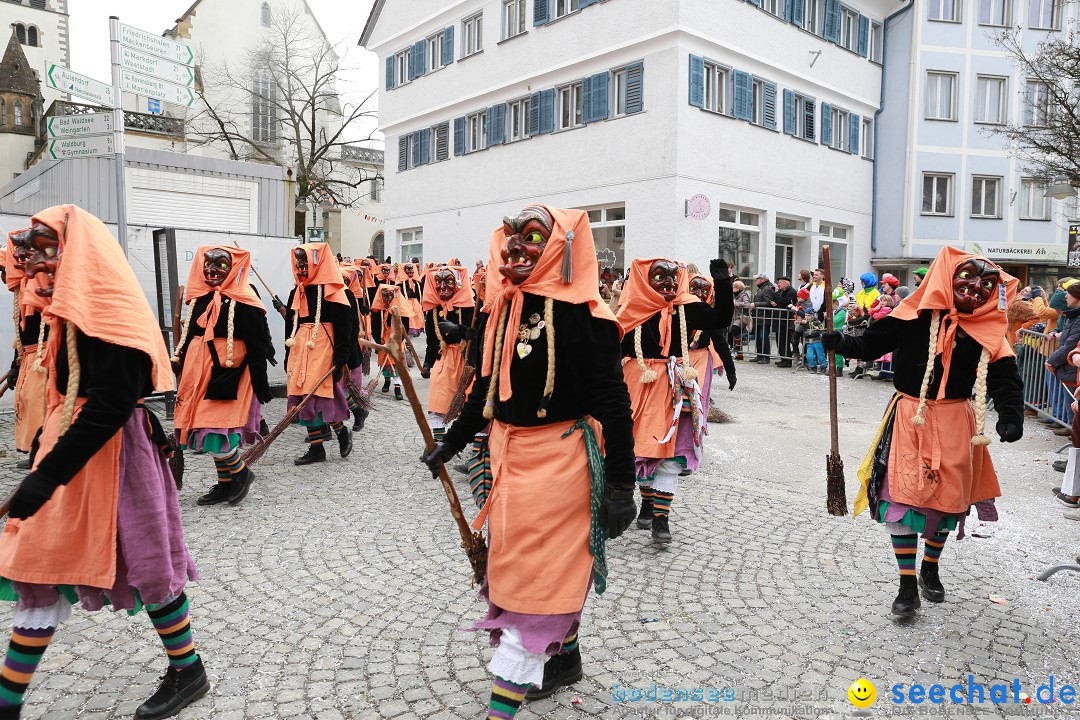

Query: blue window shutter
<box><xmin>791</xmin><ymin>0</ymin><xmax>804</xmax><ymax>25</ymax></box>
<box><xmin>443</xmin><ymin>26</ymin><xmax>455</xmax><ymax>64</ymax></box>
<box><xmin>420</xmin><ymin>128</ymin><xmax>431</xmax><ymax>164</ymax></box>
<box><xmin>821</xmin><ymin>102</ymin><xmax>832</xmax><ymax>145</ymax></box>
<box><xmin>486</xmin><ymin>106</ymin><xmax>496</xmax><ymax>146</ymax></box>
<box><xmin>625</xmin><ymin>62</ymin><xmax>644</xmax><ymax>114</ymax></box>
<box><xmin>763</xmin><ymin>81</ymin><xmax>777</xmax><ymax>129</ymax></box>
<box><xmin>733</xmin><ymin>70</ymin><xmax>753</xmax><ymax>121</ymax></box>
<box><xmin>689</xmin><ymin>55</ymin><xmax>705</xmax><ymax>108</ymax></box>
<box><xmin>804</xmin><ymin>97</ymin><xmax>815</xmax><ymax>140</ymax></box>
<box><xmin>528</xmin><ymin>92</ymin><xmax>541</xmax><ymax>135</ymax></box>
<box><xmin>783</xmin><ymin>89</ymin><xmax>795</xmax><ymax>134</ymax></box>
<box><xmin>857</xmin><ymin>16</ymin><xmax>869</xmax><ymax>57</ymax></box>
<box><xmin>784</xmin><ymin>0</ymin><xmax>794</xmax><ymax>21</ymax></box>
<box><xmin>496</xmin><ymin>104</ymin><xmax>507</xmax><ymax>143</ymax></box>
<box><xmin>385</xmin><ymin>57</ymin><xmax>395</xmax><ymax>90</ymax></box>
<box><xmin>824</xmin><ymin>0</ymin><xmax>840</xmax><ymax>42</ymax></box>
<box><xmin>593</xmin><ymin>72</ymin><xmax>609</xmax><ymax>121</ymax></box>
<box><xmin>581</xmin><ymin>76</ymin><xmax>594</xmax><ymax>124</ymax></box>
<box><xmin>397</xmin><ymin>136</ymin><xmax>407</xmax><ymax>171</ymax></box>
<box><xmin>539</xmin><ymin>89</ymin><xmax>555</xmax><ymax>133</ymax></box>
<box><xmin>748</xmin><ymin>0</ymin><xmax>761</xmax><ymax>6</ymax></box>
<box><xmin>580</xmin><ymin>0</ymin><xmax>599</xmax><ymax>6</ymax></box>
<box><xmin>454</xmin><ymin>117</ymin><xmax>466</xmax><ymax>155</ymax></box>
<box><xmin>415</xmin><ymin>40</ymin><xmax>427</xmax><ymax>77</ymax></box>
<box><xmin>534</xmin><ymin>0</ymin><xmax>549</xmax><ymax>25</ymax></box>
<box><xmin>411</xmin><ymin>132</ymin><xmax>422</xmax><ymax>166</ymax></box>
<box><xmin>848</xmin><ymin>113</ymin><xmax>859</xmax><ymax>154</ymax></box>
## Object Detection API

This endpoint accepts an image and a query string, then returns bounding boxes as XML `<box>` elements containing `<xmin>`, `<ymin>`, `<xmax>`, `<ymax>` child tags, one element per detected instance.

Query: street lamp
<box><xmin>1045</xmin><ymin>177</ymin><xmax>1078</xmax><ymax>201</ymax></box>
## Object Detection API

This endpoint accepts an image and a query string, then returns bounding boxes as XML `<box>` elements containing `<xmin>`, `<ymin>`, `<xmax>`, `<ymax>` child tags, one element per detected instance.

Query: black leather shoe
<box><xmin>891</xmin><ymin>577</ymin><xmax>921</xmax><ymax>616</ymax></box>
<box><xmin>15</xmin><ymin>457</ymin><xmax>30</xmax><ymax>470</ymax></box>
<box><xmin>337</xmin><ymin>426</ymin><xmax>353</xmax><ymax>458</ymax></box>
<box><xmin>381</xmin><ymin>377</ymin><xmax>391</xmax><ymax>393</ymax></box>
<box><xmin>352</xmin><ymin>408</ymin><xmax>368</xmax><ymax>432</ymax></box>
<box><xmin>196</xmin><ymin>483</ymin><xmax>229</xmax><ymax>506</ymax></box>
<box><xmin>652</xmin><ymin>515</ymin><xmax>672</xmax><ymax>544</ymax></box>
<box><xmin>227</xmin><ymin>468</ymin><xmax>254</xmax><ymax>505</ymax></box>
<box><xmin>294</xmin><ymin>444</ymin><xmax>326</xmax><ymax>466</ymax></box>
<box><xmin>1053</xmin><ymin>459</ymin><xmax>1067</xmax><ymax>473</ymax></box>
<box><xmin>636</xmin><ymin>496</ymin><xmax>653</xmax><ymax>529</ymax></box>
<box><xmin>394</xmin><ymin>387</ymin><xmax>403</xmax><ymax>401</ymax></box>
<box><xmin>135</xmin><ymin>658</ymin><xmax>210</xmax><ymax>719</ymax></box>
<box><xmin>918</xmin><ymin>565</ymin><xmax>945</xmax><ymax>603</ymax></box>
<box><xmin>525</xmin><ymin>648</ymin><xmax>583</xmax><ymax>700</ymax></box>
<box><xmin>776</xmin><ymin>360</ymin><xmax>793</xmax><ymax>368</ymax></box>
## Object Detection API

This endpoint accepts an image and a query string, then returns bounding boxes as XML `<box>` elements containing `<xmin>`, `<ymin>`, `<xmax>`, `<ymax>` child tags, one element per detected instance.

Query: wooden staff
<box><xmin>0</xmin><ymin>370</ymin><xmax>11</xmax><ymax>401</ymax></box>
<box><xmin>402</xmin><ymin>330</ymin><xmax>421</xmax><ymax>370</ymax></box>
<box><xmin>389</xmin><ymin>310</ymin><xmax>487</xmax><ymax>584</ymax></box>
<box><xmin>443</xmin><ymin>307</ymin><xmax>482</xmax><ymax>424</ymax></box>
<box><xmin>823</xmin><ymin>245</ymin><xmax>847</xmax><ymax>516</ymax></box>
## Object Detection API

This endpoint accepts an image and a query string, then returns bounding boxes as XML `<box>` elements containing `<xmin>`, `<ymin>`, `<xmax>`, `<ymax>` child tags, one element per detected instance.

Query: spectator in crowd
<box><xmin>1050</xmin><ymin>278</ymin><xmax>1075</xmax><ymax>333</ymax></box>
<box><xmin>803</xmin><ymin>306</ymin><xmax>827</xmax><ymax>374</ymax></box>
<box><xmin>1045</xmin><ymin>282</ymin><xmax>1080</xmax><ymax>435</ymax></box>
<box><xmin>855</xmin><ymin>272</ymin><xmax>880</xmax><ymax>311</ymax></box>
<box><xmin>772</xmin><ymin>276</ymin><xmax>799</xmax><ymax>368</ymax></box>
<box><xmin>731</xmin><ymin>280</ymin><xmax>751</xmax><ymax>360</ymax></box>
<box><xmin>896</xmin><ymin>286</ymin><xmax>910</xmax><ymax>303</ymax></box>
<box><xmin>809</xmin><ymin>268</ymin><xmax>826</xmax><ymax>317</ymax></box>
<box><xmin>913</xmin><ymin>267</ymin><xmax>928</xmax><ymax>288</ymax></box>
<box><xmin>832</xmin><ymin>292</ymin><xmax>849</xmax><ymax>377</ymax></box>
<box><xmin>750</xmin><ymin>273</ymin><xmax>776</xmax><ymax>364</ymax></box>
<box><xmin>844</xmin><ymin>303</ymin><xmax>870</xmax><ymax>378</ymax></box>
<box><xmin>869</xmin><ymin>274</ymin><xmax>900</xmax><ymax>321</ymax></box>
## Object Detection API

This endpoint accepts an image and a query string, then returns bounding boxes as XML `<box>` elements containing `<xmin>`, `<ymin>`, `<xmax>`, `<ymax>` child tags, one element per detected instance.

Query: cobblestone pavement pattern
<box><xmin>0</xmin><ymin>341</ymin><xmax>1078</xmax><ymax>720</ymax></box>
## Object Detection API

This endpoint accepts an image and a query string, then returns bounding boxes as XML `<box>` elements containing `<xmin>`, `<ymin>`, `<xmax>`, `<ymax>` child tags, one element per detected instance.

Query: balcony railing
<box><xmin>341</xmin><ymin>145</ymin><xmax>384</xmax><ymax>166</ymax></box>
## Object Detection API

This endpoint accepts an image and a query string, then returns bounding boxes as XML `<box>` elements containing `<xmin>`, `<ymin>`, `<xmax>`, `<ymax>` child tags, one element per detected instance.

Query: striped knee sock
<box><xmin>559</xmin><ymin>631</ymin><xmax>578</xmax><ymax>654</ymax></box>
<box><xmin>433</xmin><ymin>427</ymin><xmax>445</xmax><ymax>443</ymax></box>
<box><xmin>639</xmin><ymin>485</ymin><xmax>655</xmax><ymax>508</ymax></box>
<box><xmin>307</xmin><ymin>425</ymin><xmax>331</xmax><ymax>445</ymax></box>
<box><xmin>891</xmin><ymin>534</ymin><xmax>918</xmax><ymax>576</ymax></box>
<box><xmin>147</xmin><ymin>594</ymin><xmax>198</xmax><ymax>671</ymax></box>
<box><xmin>212</xmin><ymin>456</ymin><xmax>232</xmax><ymax>483</ymax></box>
<box><xmin>0</xmin><ymin>627</ymin><xmax>54</xmax><ymax>708</ymax></box>
<box><xmin>923</xmin><ymin>531</ymin><xmax>949</xmax><ymax>565</ymax></box>
<box><xmin>348</xmin><ymin>396</ymin><xmax>360</xmax><ymax>413</ymax></box>
<box><xmin>467</xmin><ymin>439</ymin><xmax>492</xmax><ymax>508</ymax></box>
<box><xmin>488</xmin><ymin>676</ymin><xmax>529</xmax><ymax>720</ymax></box>
<box><xmin>329</xmin><ymin>421</ymin><xmax>345</xmax><ymax>434</ymax></box>
<box><xmin>651</xmin><ymin>490</ymin><xmax>674</xmax><ymax>519</ymax></box>
<box><xmin>219</xmin><ymin>447</ymin><xmax>245</xmax><ymax>477</ymax></box>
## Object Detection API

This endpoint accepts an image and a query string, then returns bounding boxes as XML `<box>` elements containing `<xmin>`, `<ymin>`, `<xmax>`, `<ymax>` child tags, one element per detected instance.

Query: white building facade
<box><xmin>0</xmin><ymin>0</ymin><xmax>69</xmax><ymax>108</ymax></box>
<box><xmin>362</xmin><ymin>0</ymin><xmax>901</xmax><ymax>279</ymax></box>
<box><xmin>874</xmin><ymin>0</ymin><xmax>1078</xmax><ymax>289</ymax></box>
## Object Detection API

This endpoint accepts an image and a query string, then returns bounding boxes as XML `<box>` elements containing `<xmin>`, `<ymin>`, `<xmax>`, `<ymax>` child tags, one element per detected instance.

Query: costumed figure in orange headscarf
<box><xmin>340</xmin><ymin>262</ymin><xmax>372</xmax><ymax>431</ymax></box>
<box><xmin>172</xmin><ymin>246</ymin><xmax>274</xmax><ymax>507</ymax></box>
<box><xmin>3</xmin><ymin>233</ymin><xmax>50</xmax><ymax>471</ymax></box>
<box><xmin>823</xmin><ymin>246</ymin><xmax>1023</xmax><ymax>617</ymax></box>
<box><xmin>688</xmin><ymin>272</ymin><xmax>738</xmax><ymax>391</ymax></box>
<box><xmin>616</xmin><ymin>258</ymin><xmax>732</xmax><ymax>545</ymax></box>
<box><xmin>421</xmin><ymin>205</ymin><xmax>636</xmax><ymax>713</ymax></box>
<box><xmin>0</xmin><ymin>206</ymin><xmax>207</xmax><ymax>720</ymax></box>
<box><xmin>284</xmin><ymin>243</ymin><xmax>358</xmax><ymax>466</ymax></box>
<box><xmin>420</xmin><ymin>264</ymin><xmax>474</xmax><ymax>443</ymax></box>
<box><xmin>370</xmin><ymin>283</ymin><xmax>419</xmax><ymax>400</ymax></box>
<box><xmin>397</xmin><ymin>262</ymin><xmax>424</xmax><ymax>336</ymax></box>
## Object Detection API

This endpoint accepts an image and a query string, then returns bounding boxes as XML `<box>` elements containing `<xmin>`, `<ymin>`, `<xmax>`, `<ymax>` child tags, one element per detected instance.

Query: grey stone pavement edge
<box><xmin>0</xmin><ymin>335</ymin><xmax>1078</xmax><ymax>720</ymax></box>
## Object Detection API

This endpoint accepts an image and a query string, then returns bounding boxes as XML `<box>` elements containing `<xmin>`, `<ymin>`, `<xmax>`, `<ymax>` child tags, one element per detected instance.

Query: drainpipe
<box><xmin>871</xmin><ymin>0</ymin><xmax>915</xmax><ymax>256</ymax></box>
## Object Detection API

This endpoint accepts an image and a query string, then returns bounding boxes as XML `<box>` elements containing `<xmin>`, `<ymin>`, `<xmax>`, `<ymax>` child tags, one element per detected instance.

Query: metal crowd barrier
<box><xmin>1016</xmin><ymin>328</ymin><xmax>1073</xmax><ymax>429</ymax></box>
<box><xmin>730</xmin><ymin>306</ymin><xmax>801</xmax><ymax>363</ymax></box>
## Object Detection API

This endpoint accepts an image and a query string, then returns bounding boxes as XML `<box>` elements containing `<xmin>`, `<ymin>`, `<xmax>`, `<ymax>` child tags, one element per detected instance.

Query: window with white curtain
<box><xmin>925</xmin><ymin>72</ymin><xmax>957</xmax><ymax>120</ymax></box>
<box><xmin>975</xmin><ymin>76</ymin><xmax>1007</xmax><ymax>124</ymax></box>
<box><xmin>971</xmin><ymin>176</ymin><xmax>1002</xmax><ymax>218</ymax></box>
<box><xmin>1020</xmin><ymin>179</ymin><xmax>1051</xmax><ymax>220</ymax></box>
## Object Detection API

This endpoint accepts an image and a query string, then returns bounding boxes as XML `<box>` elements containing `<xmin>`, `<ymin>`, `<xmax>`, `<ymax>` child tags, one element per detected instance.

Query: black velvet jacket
<box><xmin>423</xmin><ymin>306</ymin><xmax>474</xmax><ymax>369</ymax></box>
<box><xmin>175</xmin><ymin>293</ymin><xmax>275</xmax><ymax>400</ymax></box>
<box><xmin>620</xmin><ymin>268</ymin><xmax>735</xmax><ymax>359</ymax></box>
<box><xmin>9</xmin><ymin>313</ymin><xmax>48</xmax><ymax>383</ymax></box>
<box><xmin>284</xmin><ymin>286</ymin><xmax>358</xmax><ymax>372</ymax></box>
<box><xmin>442</xmin><ymin>294</ymin><xmax>636</xmax><ymax>492</ymax></box>
<box><xmin>835</xmin><ymin>311</ymin><xmax>1024</xmax><ymax>428</ymax></box>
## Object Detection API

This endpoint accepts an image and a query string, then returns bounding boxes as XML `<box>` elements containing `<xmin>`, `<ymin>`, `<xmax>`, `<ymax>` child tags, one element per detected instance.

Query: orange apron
<box><xmin>428</xmin><ymin>344</ymin><xmax>469</xmax><ymax>416</ymax></box>
<box><xmin>0</xmin><ymin>397</ymin><xmax>121</xmax><ymax>588</ymax></box>
<box><xmin>472</xmin><ymin>418</ymin><xmax>599</xmax><ymax>614</ymax></box>
<box><xmin>624</xmin><ymin>352</ymin><xmax>710</xmax><ymax>460</ymax></box>
<box><xmin>377</xmin><ymin>315</ymin><xmax>402</xmax><ymax>370</ymax></box>
<box><xmin>14</xmin><ymin>345</ymin><xmax>47</xmax><ymax>453</ymax></box>
<box><xmin>888</xmin><ymin>395</ymin><xmax>1001</xmax><ymax>514</ymax></box>
<box><xmin>287</xmin><ymin>322</ymin><xmax>335</xmax><ymax>398</ymax></box>
<box><xmin>173</xmin><ymin>337</ymin><xmax>253</xmax><ymax>446</ymax></box>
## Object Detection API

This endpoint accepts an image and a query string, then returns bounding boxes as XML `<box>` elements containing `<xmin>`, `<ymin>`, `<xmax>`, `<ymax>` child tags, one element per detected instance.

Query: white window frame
<box><xmin>1028</xmin><ymin>0</ymin><xmax>1061</xmax><ymax>29</ymax></box>
<box><xmin>794</xmin><ymin>92</ymin><xmax>815</xmax><ymax>141</ymax></box>
<box><xmin>1020</xmin><ymin>178</ymin><xmax>1052</xmax><ymax>220</ymax></box>
<box><xmin>251</xmin><ymin>71</ymin><xmax>278</xmax><ymax>143</ymax></box>
<box><xmin>427</xmin><ymin>33</ymin><xmax>445</xmax><ymax>73</ymax></box>
<box><xmin>394</xmin><ymin>49</ymin><xmax>410</xmax><ymax>86</ymax></box>
<box><xmin>402</xmin><ymin>134</ymin><xmax>417</xmax><ymax>171</ymax></box>
<box><xmin>612</xmin><ymin>68</ymin><xmax>629</xmax><ymax>118</ymax></box>
<box><xmin>869</xmin><ymin>21</ymin><xmax>883</xmax><ymax>63</ymax></box>
<box><xmin>839</xmin><ymin>5</ymin><xmax>859</xmax><ymax>52</ymax></box>
<box><xmin>703</xmin><ymin>61</ymin><xmax>730</xmax><ymax>115</ymax></box>
<box><xmin>921</xmin><ymin>173</ymin><xmax>954</xmax><ymax>216</ymax></box>
<box><xmin>370</xmin><ymin>178</ymin><xmax>383</xmax><ymax>202</ymax></box>
<box><xmin>557</xmin><ymin>81</ymin><xmax>584</xmax><ymax>131</ymax></box>
<box><xmin>507</xmin><ymin>96</ymin><xmax>530</xmax><ymax>142</ymax></box>
<box><xmin>803</xmin><ymin>0</ymin><xmax>822</xmax><ymax>34</ymax></box>
<box><xmin>978</xmin><ymin>0</ymin><xmax>1012</xmax><ymax>25</ymax></box>
<box><xmin>463</xmin><ymin>12</ymin><xmax>483</xmax><ymax>57</ymax></box>
<box><xmin>929</xmin><ymin>0</ymin><xmax>961</xmax><ymax>21</ymax></box>
<box><xmin>399</xmin><ymin>229</ymin><xmax>424</xmax><ymax>264</ymax></box>
<box><xmin>830</xmin><ymin>106</ymin><xmax>849</xmax><ymax>150</ymax></box>
<box><xmin>503</xmin><ymin>0</ymin><xmax>526</xmax><ymax>39</ymax></box>
<box><xmin>751</xmin><ymin>78</ymin><xmax>765</xmax><ymax>126</ymax></box>
<box><xmin>1066</xmin><ymin>196</ymin><xmax>1080</xmax><ymax>221</ymax></box>
<box><xmin>761</xmin><ymin>0</ymin><xmax>784</xmax><ymax>17</ymax></box>
<box><xmin>970</xmin><ymin>176</ymin><xmax>1002</xmax><ymax>218</ymax></box>
<box><xmin>466</xmin><ymin>111</ymin><xmax>487</xmax><ymax>153</ymax></box>
<box><xmin>1024</xmin><ymin>80</ymin><xmax>1052</xmax><ymax>127</ymax></box>
<box><xmin>861</xmin><ymin>117</ymin><xmax>873</xmax><ymax>159</ymax></box>
<box><xmin>925</xmin><ymin>71</ymin><xmax>958</xmax><ymax>121</ymax></box>
<box><xmin>556</xmin><ymin>0</ymin><xmax>581</xmax><ymax>19</ymax></box>
<box><xmin>974</xmin><ymin>75</ymin><xmax>1007</xmax><ymax>124</ymax></box>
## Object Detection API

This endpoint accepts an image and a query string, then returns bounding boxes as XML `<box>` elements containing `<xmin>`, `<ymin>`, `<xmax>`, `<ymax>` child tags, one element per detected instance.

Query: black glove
<box><xmin>599</xmin><ymin>486</ymin><xmax>636</xmax><ymax>539</ymax></box>
<box><xmin>332</xmin><ymin>365</ymin><xmax>343</xmax><ymax>383</ymax></box>
<box><xmin>438</xmin><ymin>321</ymin><xmax>465</xmax><ymax>345</ymax></box>
<box><xmin>272</xmin><ymin>297</ymin><xmax>286</xmax><ymax>313</ymax></box>
<box><xmin>726</xmin><ymin>367</ymin><xmax>737</xmax><ymax>391</ymax></box>
<box><xmin>421</xmin><ymin>365</ymin><xmax>431</xmax><ymax>379</ymax></box>
<box><xmin>254</xmin><ymin>384</ymin><xmax>274</xmax><ymax>405</ymax></box>
<box><xmin>8</xmin><ymin>472</ymin><xmax>61</xmax><ymax>520</ymax></box>
<box><xmin>996</xmin><ymin>421</ymin><xmax>1022</xmax><ymax>443</ymax></box>
<box><xmin>822</xmin><ymin>332</ymin><xmax>843</xmax><ymax>352</ymax></box>
<box><xmin>709</xmin><ymin>258</ymin><xmax>730</xmax><ymax>281</ymax></box>
<box><xmin>420</xmin><ymin>442</ymin><xmax>457</xmax><ymax>478</ymax></box>
<box><xmin>9</xmin><ymin>358</ymin><xmax>19</xmax><ymax>385</ymax></box>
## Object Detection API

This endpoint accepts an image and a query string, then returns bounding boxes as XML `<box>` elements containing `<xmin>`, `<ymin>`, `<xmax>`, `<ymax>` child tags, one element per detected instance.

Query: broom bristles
<box><xmin>826</xmin><ymin>452</ymin><xmax>848</xmax><ymax>516</ymax></box>
<box><xmin>242</xmin><ymin>368</ymin><xmax>334</xmax><ymax>466</ymax></box>
<box><xmin>444</xmin><ymin>366</ymin><xmax>476</xmax><ymax>424</ymax></box>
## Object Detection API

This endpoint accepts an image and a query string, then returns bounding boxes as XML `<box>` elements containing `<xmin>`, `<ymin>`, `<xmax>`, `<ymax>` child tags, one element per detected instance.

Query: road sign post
<box><xmin>120</xmin><ymin>71</ymin><xmax>195</xmax><ymax>108</ymax></box>
<box><xmin>109</xmin><ymin>16</ymin><xmax>128</xmax><ymax>254</ymax></box>
<box><xmin>48</xmin><ymin>135</ymin><xmax>116</xmax><ymax>159</ymax></box>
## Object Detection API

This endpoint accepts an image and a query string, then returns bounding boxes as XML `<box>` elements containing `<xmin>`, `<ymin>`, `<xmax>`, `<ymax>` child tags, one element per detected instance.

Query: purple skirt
<box><xmin>183</xmin><ymin>399</ymin><xmax>263</xmax><ymax>453</ymax></box>
<box><xmin>288</xmin><ymin>379</ymin><xmax>349</xmax><ymax>425</ymax></box>
<box><xmin>472</xmin><ymin>580</ymin><xmax>582</xmax><ymax>656</ymax></box>
<box><xmin>12</xmin><ymin>409</ymin><xmax>198</xmax><ymax>612</ymax></box>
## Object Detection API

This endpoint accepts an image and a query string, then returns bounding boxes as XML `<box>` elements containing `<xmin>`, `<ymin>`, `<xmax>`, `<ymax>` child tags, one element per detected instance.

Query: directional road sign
<box><xmin>45</xmin><ymin>63</ymin><xmax>116</xmax><ymax>107</ymax></box>
<box><xmin>119</xmin><ymin>23</ymin><xmax>194</xmax><ymax>66</ymax></box>
<box><xmin>120</xmin><ymin>46</ymin><xmax>195</xmax><ymax>87</ymax></box>
<box><xmin>48</xmin><ymin>135</ymin><xmax>116</xmax><ymax>160</ymax></box>
<box><xmin>121</xmin><ymin>70</ymin><xmax>195</xmax><ymax>108</ymax></box>
<box><xmin>46</xmin><ymin>113</ymin><xmax>114</xmax><ymax>139</ymax></box>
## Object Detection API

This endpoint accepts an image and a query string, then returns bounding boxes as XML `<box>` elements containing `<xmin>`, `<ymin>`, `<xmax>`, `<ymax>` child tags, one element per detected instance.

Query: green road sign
<box><xmin>48</xmin><ymin>135</ymin><xmax>116</xmax><ymax>160</ymax></box>
<box><xmin>47</xmin><ymin>112</ymin><xmax>114</xmax><ymax>139</ymax></box>
<box><xmin>120</xmin><ymin>46</ymin><xmax>195</xmax><ymax>87</ymax></box>
<box><xmin>45</xmin><ymin>63</ymin><xmax>116</xmax><ymax>107</ymax></box>
<box><xmin>121</xmin><ymin>70</ymin><xmax>195</xmax><ymax>108</ymax></box>
<box><xmin>119</xmin><ymin>23</ymin><xmax>194</xmax><ymax>66</ymax></box>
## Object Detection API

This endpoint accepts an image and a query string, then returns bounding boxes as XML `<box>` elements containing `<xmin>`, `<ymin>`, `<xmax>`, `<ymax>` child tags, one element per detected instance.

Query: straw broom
<box><xmin>242</xmin><ymin>367</ymin><xmax>334</xmax><ymax>466</ymax></box>
<box><xmin>822</xmin><ymin>245</ymin><xmax>848</xmax><ymax>516</ymax></box>
<box><xmin>443</xmin><ymin>307</ymin><xmax>482</xmax><ymax>424</ymax></box>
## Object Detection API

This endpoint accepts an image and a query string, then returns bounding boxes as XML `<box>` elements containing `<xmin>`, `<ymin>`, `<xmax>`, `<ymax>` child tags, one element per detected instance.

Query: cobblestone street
<box><xmin>1</xmin><ymin>349</ymin><xmax>1078</xmax><ymax>720</ymax></box>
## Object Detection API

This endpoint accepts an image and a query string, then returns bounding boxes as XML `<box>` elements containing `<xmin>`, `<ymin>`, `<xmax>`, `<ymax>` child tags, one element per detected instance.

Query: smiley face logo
<box><xmin>848</xmin><ymin>678</ymin><xmax>876</xmax><ymax>709</ymax></box>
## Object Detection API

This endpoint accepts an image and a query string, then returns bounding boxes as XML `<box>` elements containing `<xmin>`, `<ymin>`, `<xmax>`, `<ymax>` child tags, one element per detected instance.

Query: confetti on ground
<box><xmin>989</xmin><ymin>594</ymin><xmax>1009</xmax><ymax>604</ymax></box>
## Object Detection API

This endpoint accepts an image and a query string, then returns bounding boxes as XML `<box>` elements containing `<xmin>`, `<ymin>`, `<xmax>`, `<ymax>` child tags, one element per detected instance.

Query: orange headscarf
<box><xmin>615</xmin><ymin>258</ymin><xmax>699</xmax><ymax>356</ymax></box>
<box><xmin>289</xmin><ymin>242</ymin><xmax>349</xmax><ymax>312</ymax></box>
<box><xmin>5</xmin><ymin>230</ymin><xmax>26</xmax><ymax>292</ymax></box>
<box><xmin>370</xmin><ymin>283</ymin><xmax>418</xmax><ymax>321</ymax></box>
<box><xmin>890</xmin><ymin>245</ymin><xmax>1016</xmax><ymax>366</ymax></box>
<box><xmin>689</xmin><ymin>273</ymin><xmax>715</xmax><ymax>305</ymax></box>
<box><xmin>182</xmin><ymin>245</ymin><xmax>265</xmax><ymax>351</ymax></box>
<box><xmin>473</xmin><ymin>266</ymin><xmax>487</xmax><ymax>306</ymax></box>
<box><xmin>482</xmin><ymin>205</ymin><xmax>619</xmax><ymax>402</ymax></box>
<box><xmin>340</xmin><ymin>262</ymin><xmax>364</xmax><ymax>297</ymax></box>
<box><xmin>32</xmin><ymin>204</ymin><xmax>174</xmax><ymax>392</ymax></box>
<box><xmin>359</xmin><ymin>259</ymin><xmax>377</xmax><ymax>289</ymax></box>
<box><xmin>422</xmin><ymin>265</ymin><xmax>473</xmax><ymax>313</ymax></box>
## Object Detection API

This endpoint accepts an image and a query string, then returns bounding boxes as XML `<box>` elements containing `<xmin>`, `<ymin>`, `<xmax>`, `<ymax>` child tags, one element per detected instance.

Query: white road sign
<box><xmin>46</xmin><ymin>113</ymin><xmax>115</xmax><ymax>139</ymax></box>
<box><xmin>119</xmin><ymin>23</ymin><xmax>194</xmax><ymax>66</ymax></box>
<box><xmin>121</xmin><ymin>70</ymin><xmax>195</xmax><ymax>108</ymax></box>
<box><xmin>45</xmin><ymin>63</ymin><xmax>116</xmax><ymax>107</ymax></box>
<box><xmin>48</xmin><ymin>135</ymin><xmax>116</xmax><ymax>160</ymax></box>
<box><xmin>120</xmin><ymin>46</ymin><xmax>195</xmax><ymax>87</ymax></box>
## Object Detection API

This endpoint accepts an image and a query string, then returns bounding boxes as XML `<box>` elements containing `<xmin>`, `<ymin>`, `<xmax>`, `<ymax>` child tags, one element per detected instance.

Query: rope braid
<box><xmin>285</xmin><ymin>304</ymin><xmax>300</xmax><ymax>348</ymax></box>
<box><xmin>171</xmin><ymin>298</ymin><xmax>194</xmax><ymax>363</ymax></box>
<box><xmin>678</xmin><ymin>304</ymin><xmax>697</xmax><ymax>383</ymax></box>
<box><xmin>537</xmin><ymin>298</ymin><xmax>555</xmax><ymax>419</ymax></box>
<box><xmin>482</xmin><ymin>302</ymin><xmax>511</xmax><ymax>420</ymax></box>
<box><xmin>634</xmin><ymin>327</ymin><xmax>658</xmax><ymax>383</ymax></box>
<box><xmin>433</xmin><ymin>309</ymin><xmax>447</xmax><ymax>353</ymax></box>
<box><xmin>971</xmin><ymin>348</ymin><xmax>992</xmax><ymax>446</ymax></box>
<box><xmin>225</xmin><ymin>298</ymin><xmax>237</xmax><ymax>367</ymax></box>
<box><xmin>912</xmin><ymin>311</ymin><xmax>942</xmax><ymax>427</ymax></box>
<box><xmin>31</xmin><ymin>316</ymin><xmax>47</xmax><ymax>374</ymax></box>
<box><xmin>12</xmin><ymin>289</ymin><xmax>22</xmax><ymax>354</ymax></box>
<box><xmin>58</xmin><ymin>321</ymin><xmax>79</xmax><ymax>437</ymax></box>
<box><xmin>306</xmin><ymin>285</ymin><xmax>323</xmax><ymax>349</ymax></box>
